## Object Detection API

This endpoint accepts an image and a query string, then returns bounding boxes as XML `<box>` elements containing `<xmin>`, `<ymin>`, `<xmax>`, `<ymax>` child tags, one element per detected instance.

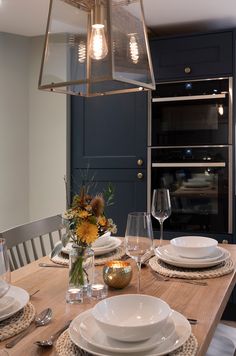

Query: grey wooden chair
<box><xmin>0</xmin><ymin>214</ymin><xmax>63</xmax><ymax>270</ymax></box>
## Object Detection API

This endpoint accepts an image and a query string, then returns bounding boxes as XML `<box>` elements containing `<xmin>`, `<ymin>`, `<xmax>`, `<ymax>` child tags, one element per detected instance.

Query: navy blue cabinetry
<box><xmin>150</xmin><ymin>31</ymin><xmax>233</xmax><ymax>81</ymax></box>
<box><xmin>70</xmin><ymin>92</ymin><xmax>148</xmax><ymax>235</ymax></box>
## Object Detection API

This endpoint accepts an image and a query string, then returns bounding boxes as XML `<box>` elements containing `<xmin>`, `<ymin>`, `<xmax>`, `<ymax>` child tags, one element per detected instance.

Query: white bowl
<box><xmin>170</xmin><ymin>236</ymin><xmax>218</xmax><ymax>258</ymax></box>
<box><xmin>92</xmin><ymin>231</ymin><xmax>111</xmax><ymax>248</ymax></box>
<box><xmin>92</xmin><ymin>294</ymin><xmax>172</xmax><ymax>342</ymax></box>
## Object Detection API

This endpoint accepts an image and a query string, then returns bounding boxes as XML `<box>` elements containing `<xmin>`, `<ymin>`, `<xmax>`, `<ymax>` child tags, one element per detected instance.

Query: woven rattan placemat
<box><xmin>50</xmin><ymin>245</ymin><xmax>126</xmax><ymax>266</ymax></box>
<box><xmin>56</xmin><ymin>330</ymin><xmax>198</xmax><ymax>356</ymax></box>
<box><xmin>0</xmin><ymin>302</ymin><xmax>35</xmax><ymax>341</ymax></box>
<box><xmin>149</xmin><ymin>257</ymin><xmax>234</xmax><ymax>280</ymax></box>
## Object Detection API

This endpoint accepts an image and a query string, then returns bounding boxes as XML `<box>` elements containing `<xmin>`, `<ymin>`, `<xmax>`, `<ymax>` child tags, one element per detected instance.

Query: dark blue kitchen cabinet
<box><xmin>71</xmin><ymin>93</ymin><xmax>148</xmax><ymax>169</ymax></box>
<box><xmin>70</xmin><ymin>92</ymin><xmax>148</xmax><ymax>235</ymax></box>
<box><xmin>71</xmin><ymin>168</ymin><xmax>147</xmax><ymax>236</ymax></box>
<box><xmin>150</xmin><ymin>31</ymin><xmax>233</xmax><ymax>81</ymax></box>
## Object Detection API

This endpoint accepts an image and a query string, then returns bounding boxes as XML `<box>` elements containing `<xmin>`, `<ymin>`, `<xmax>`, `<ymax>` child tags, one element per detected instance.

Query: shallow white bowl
<box><xmin>170</xmin><ymin>236</ymin><xmax>218</xmax><ymax>258</ymax></box>
<box><xmin>92</xmin><ymin>294</ymin><xmax>172</xmax><ymax>342</ymax></box>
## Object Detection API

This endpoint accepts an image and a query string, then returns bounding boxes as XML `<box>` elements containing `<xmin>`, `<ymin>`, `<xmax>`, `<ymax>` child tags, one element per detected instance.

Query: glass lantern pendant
<box><xmin>38</xmin><ymin>0</ymin><xmax>155</xmax><ymax>97</ymax></box>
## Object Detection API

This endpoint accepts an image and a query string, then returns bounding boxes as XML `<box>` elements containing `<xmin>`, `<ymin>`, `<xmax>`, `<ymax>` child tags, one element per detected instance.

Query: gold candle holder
<box><xmin>103</xmin><ymin>260</ymin><xmax>133</xmax><ymax>289</ymax></box>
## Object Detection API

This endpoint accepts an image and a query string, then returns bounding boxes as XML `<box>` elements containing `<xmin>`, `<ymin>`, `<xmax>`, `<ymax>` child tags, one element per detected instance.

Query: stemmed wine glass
<box><xmin>151</xmin><ymin>189</ymin><xmax>171</xmax><ymax>247</ymax></box>
<box><xmin>125</xmin><ymin>212</ymin><xmax>153</xmax><ymax>293</ymax></box>
<box><xmin>0</xmin><ymin>239</ymin><xmax>10</xmax><ymax>298</ymax></box>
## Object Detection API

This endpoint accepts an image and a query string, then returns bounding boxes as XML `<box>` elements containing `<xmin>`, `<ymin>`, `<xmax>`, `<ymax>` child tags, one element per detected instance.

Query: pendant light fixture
<box><xmin>38</xmin><ymin>0</ymin><xmax>155</xmax><ymax>97</ymax></box>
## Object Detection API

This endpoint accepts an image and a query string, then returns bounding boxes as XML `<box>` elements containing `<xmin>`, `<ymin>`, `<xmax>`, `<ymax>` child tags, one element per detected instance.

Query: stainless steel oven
<box><xmin>151</xmin><ymin>77</ymin><xmax>232</xmax><ymax>146</ymax></box>
<box><xmin>148</xmin><ymin>146</ymin><xmax>232</xmax><ymax>234</ymax></box>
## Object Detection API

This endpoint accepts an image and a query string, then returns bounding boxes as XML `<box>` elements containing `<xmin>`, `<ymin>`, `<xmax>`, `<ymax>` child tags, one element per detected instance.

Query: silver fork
<box><xmin>153</xmin><ymin>272</ymin><xmax>208</xmax><ymax>286</ymax></box>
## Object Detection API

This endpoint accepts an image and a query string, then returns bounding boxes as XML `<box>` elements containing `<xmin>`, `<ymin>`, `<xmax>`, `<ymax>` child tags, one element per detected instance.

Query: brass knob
<box><xmin>184</xmin><ymin>66</ymin><xmax>191</xmax><ymax>74</ymax></box>
<box><xmin>137</xmin><ymin>172</ymin><xmax>143</xmax><ymax>179</ymax></box>
<box><xmin>137</xmin><ymin>159</ymin><xmax>143</xmax><ymax>166</ymax></box>
<box><xmin>222</xmin><ymin>239</ymin><xmax>228</xmax><ymax>244</ymax></box>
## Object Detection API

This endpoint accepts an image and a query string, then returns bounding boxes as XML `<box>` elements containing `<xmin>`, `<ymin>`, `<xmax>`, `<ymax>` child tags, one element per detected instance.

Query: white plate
<box><xmin>155</xmin><ymin>246</ymin><xmax>230</xmax><ymax>269</ymax></box>
<box><xmin>79</xmin><ymin>309</ymin><xmax>175</xmax><ymax>353</ymax></box>
<box><xmin>0</xmin><ymin>286</ymin><xmax>29</xmax><ymax>321</ymax></box>
<box><xmin>0</xmin><ymin>296</ymin><xmax>16</xmax><ymax>315</ymax></box>
<box><xmin>93</xmin><ymin>237</ymin><xmax>122</xmax><ymax>256</ymax></box>
<box><xmin>69</xmin><ymin>309</ymin><xmax>191</xmax><ymax>356</ymax></box>
<box><xmin>62</xmin><ymin>237</ymin><xmax>122</xmax><ymax>257</ymax></box>
<box><xmin>162</xmin><ymin>245</ymin><xmax>224</xmax><ymax>262</ymax></box>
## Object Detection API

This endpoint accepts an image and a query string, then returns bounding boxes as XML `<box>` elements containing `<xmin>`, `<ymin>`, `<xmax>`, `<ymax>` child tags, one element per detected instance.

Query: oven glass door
<box><xmin>151</xmin><ymin>147</ymin><xmax>231</xmax><ymax>234</ymax></box>
<box><xmin>152</xmin><ymin>79</ymin><xmax>230</xmax><ymax>146</ymax></box>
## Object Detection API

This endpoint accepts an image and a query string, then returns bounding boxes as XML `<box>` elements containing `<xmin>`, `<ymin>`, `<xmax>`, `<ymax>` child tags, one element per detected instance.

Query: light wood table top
<box><xmin>1</xmin><ymin>240</ymin><xmax>236</xmax><ymax>356</ymax></box>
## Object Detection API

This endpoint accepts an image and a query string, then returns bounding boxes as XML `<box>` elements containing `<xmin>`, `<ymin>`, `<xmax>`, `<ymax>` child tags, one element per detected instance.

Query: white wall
<box><xmin>28</xmin><ymin>36</ymin><xmax>67</xmax><ymax>221</ymax></box>
<box><xmin>0</xmin><ymin>33</ymin><xmax>29</xmax><ymax>230</ymax></box>
<box><xmin>0</xmin><ymin>33</ymin><xmax>67</xmax><ymax>230</ymax></box>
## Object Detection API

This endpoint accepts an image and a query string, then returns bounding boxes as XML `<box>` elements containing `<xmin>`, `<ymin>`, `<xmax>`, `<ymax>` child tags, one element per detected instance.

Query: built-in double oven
<box><xmin>148</xmin><ymin>77</ymin><xmax>233</xmax><ymax>235</ymax></box>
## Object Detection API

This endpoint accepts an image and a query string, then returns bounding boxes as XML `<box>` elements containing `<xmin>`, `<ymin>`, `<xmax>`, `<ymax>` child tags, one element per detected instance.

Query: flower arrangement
<box><xmin>63</xmin><ymin>184</ymin><xmax>117</xmax><ymax>248</ymax></box>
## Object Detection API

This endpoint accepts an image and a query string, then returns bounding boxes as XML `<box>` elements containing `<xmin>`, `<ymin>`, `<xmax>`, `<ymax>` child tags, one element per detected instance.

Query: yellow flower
<box><xmin>78</xmin><ymin>210</ymin><xmax>90</xmax><ymax>219</ymax></box>
<box><xmin>76</xmin><ymin>221</ymin><xmax>98</xmax><ymax>245</ymax></box>
<box><xmin>98</xmin><ymin>216</ymin><xmax>107</xmax><ymax>227</ymax></box>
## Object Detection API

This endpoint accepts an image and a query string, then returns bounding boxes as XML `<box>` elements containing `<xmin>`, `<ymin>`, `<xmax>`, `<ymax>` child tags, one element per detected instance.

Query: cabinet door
<box><xmin>71</xmin><ymin>92</ymin><xmax>147</xmax><ymax>169</ymax></box>
<box><xmin>150</xmin><ymin>31</ymin><xmax>233</xmax><ymax>81</ymax></box>
<box><xmin>71</xmin><ymin>168</ymin><xmax>147</xmax><ymax>235</ymax></box>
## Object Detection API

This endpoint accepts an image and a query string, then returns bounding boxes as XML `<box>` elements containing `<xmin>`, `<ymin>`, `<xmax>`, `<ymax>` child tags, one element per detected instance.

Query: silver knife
<box><xmin>39</xmin><ymin>263</ymin><xmax>67</xmax><ymax>268</ymax></box>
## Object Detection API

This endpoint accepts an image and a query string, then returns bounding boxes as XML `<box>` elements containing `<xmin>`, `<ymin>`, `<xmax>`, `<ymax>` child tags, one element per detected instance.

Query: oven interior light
<box><xmin>218</xmin><ymin>105</ymin><xmax>224</xmax><ymax>116</ymax></box>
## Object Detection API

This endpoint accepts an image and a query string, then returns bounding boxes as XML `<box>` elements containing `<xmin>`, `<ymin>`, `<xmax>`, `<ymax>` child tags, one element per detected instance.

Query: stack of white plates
<box><xmin>155</xmin><ymin>237</ymin><xmax>230</xmax><ymax>269</ymax></box>
<box><xmin>62</xmin><ymin>236</ymin><xmax>122</xmax><ymax>256</ymax></box>
<box><xmin>68</xmin><ymin>295</ymin><xmax>191</xmax><ymax>356</ymax></box>
<box><xmin>0</xmin><ymin>286</ymin><xmax>29</xmax><ymax>321</ymax></box>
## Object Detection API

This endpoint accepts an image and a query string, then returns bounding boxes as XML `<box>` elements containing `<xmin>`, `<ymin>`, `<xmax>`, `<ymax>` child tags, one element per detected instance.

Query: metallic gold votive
<box><xmin>103</xmin><ymin>261</ymin><xmax>133</xmax><ymax>289</ymax></box>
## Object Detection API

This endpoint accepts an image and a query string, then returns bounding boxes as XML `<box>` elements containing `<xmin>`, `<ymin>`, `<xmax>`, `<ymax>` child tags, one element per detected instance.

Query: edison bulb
<box><xmin>129</xmin><ymin>34</ymin><xmax>139</xmax><ymax>64</ymax></box>
<box><xmin>78</xmin><ymin>41</ymin><xmax>86</xmax><ymax>63</ymax></box>
<box><xmin>89</xmin><ymin>24</ymin><xmax>108</xmax><ymax>60</ymax></box>
<box><xmin>218</xmin><ymin>104</ymin><xmax>224</xmax><ymax>116</ymax></box>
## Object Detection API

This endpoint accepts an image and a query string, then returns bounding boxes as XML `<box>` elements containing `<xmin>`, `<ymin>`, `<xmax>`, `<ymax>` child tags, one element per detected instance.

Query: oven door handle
<box><xmin>152</xmin><ymin>162</ymin><xmax>226</xmax><ymax>168</ymax></box>
<box><xmin>152</xmin><ymin>93</ymin><xmax>226</xmax><ymax>103</ymax></box>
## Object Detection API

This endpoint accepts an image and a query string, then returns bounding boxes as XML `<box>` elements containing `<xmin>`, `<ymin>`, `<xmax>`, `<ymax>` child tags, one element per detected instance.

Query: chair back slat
<box><xmin>9</xmin><ymin>257</ymin><xmax>14</xmax><ymax>272</ymax></box>
<box><xmin>49</xmin><ymin>232</ymin><xmax>54</xmax><ymax>250</ymax></box>
<box><xmin>23</xmin><ymin>242</ymin><xmax>31</xmax><ymax>264</ymax></box>
<box><xmin>0</xmin><ymin>214</ymin><xmax>63</xmax><ymax>271</ymax></box>
<box><xmin>16</xmin><ymin>245</ymin><xmax>24</xmax><ymax>267</ymax></box>
<box><xmin>31</xmin><ymin>239</ymin><xmax>39</xmax><ymax>260</ymax></box>
<box><xmin>39</xmin><ymin>235</ymin><xmax>46</xmax><ymax>256</ymax></box>
<box><xmin>9</xmin><ymin>249</ymin><xmax>19</xmax><ymax>270</ymax></box>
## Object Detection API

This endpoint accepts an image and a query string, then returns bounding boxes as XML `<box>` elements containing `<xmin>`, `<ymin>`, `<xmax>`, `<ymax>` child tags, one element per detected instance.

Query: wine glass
<box><xmin>151</xmin><ymin>189</ymin><xmax>171</xmax><ymax>247</ymax></box>
<box><xmin>125</xmin><ymin>212</ymin><xmax>153</xmax><ymax>293</ymax></box>
<box><xmin>0</xmin><ymin>239</ymin><xmax>10</xmax><ymax>298</ymax></box>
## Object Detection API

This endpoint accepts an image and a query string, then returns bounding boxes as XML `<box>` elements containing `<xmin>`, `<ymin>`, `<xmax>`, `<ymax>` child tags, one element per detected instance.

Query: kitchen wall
<box><xmin>0</xmin><ymin>33</ymin><xmax>67</xmax><ymax>231</ymax></box>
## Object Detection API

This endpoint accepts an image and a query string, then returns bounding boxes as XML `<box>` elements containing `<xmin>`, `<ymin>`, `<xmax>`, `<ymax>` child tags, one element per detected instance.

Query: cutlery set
<box><xmin>5</xmin><ymin>306</ymin><xmax>71</xmax><ymax>349</ymax></box>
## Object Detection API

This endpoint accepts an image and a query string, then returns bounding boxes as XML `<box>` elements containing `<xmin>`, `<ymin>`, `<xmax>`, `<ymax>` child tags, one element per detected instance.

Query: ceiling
<box><xmin>1</xmin><ymin>0</ymin><xmax>236</xmax><ymax>37</ymax></box>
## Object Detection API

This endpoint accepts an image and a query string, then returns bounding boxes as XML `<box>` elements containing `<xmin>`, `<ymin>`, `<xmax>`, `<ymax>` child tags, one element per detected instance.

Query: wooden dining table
<box><xmin>1</xmin><ymin>240</ymin><xmax>236</xmax><ymax>356</ymax></box>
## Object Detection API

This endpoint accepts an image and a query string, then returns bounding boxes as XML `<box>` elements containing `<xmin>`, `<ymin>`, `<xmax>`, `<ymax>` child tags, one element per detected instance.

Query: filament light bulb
<box><xmin>218</xmin><ymin>104</ymin><xmax>224</xmax><ymax>116</ymax></box>
<box><xmin>89</xmin><ymin>24</ymin><xmax>108</xmax><ymax>60</ymax></box>
<box><xmin>78</xmin><ymin>41</ymin><xmax>86</xmax><ymax>63</ymax></box>
<box><xmin>129</xmin><ymin>33</ymin><xmax>139</xmax><ymax>64</ymax></box>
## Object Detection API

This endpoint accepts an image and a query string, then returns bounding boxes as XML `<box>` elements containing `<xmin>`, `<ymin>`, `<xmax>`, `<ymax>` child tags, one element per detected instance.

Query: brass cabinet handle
<box><xmin>137</xmin><ymin>159</ymin><xmax>144</xmax><ymax>166</ymax></box>
<box><xmin>137</xmin><ymin>172</ymin><xmax>143</xmax><ymax>179</ymax></box>
<box><xmin>184</xmin><ymin>66</ymin><xmax>191</xmax><ymax>74</ymax></box>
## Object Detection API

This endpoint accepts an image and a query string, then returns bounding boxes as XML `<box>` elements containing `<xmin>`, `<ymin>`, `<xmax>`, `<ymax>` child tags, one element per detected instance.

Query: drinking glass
<box><xmin>125</xmin><ymin>212</ymin><xmax>153</xmax><ymax>293</ymax></box>
<box><xmin>0</xmin><ymin>239</ymin><xmax>10</xmax><ymax>298</ymax></box>
<box><xmin>151</xmin><ymin>189</ymin><xmax>171</xmax><ymax>247</ymax></box>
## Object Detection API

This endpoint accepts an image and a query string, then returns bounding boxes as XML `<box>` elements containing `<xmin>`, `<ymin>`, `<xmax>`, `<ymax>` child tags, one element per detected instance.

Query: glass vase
<box><xmin>66</xmin><ymin>244</ymin><xmax>94</xmax><ymax>304</ymax></box>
